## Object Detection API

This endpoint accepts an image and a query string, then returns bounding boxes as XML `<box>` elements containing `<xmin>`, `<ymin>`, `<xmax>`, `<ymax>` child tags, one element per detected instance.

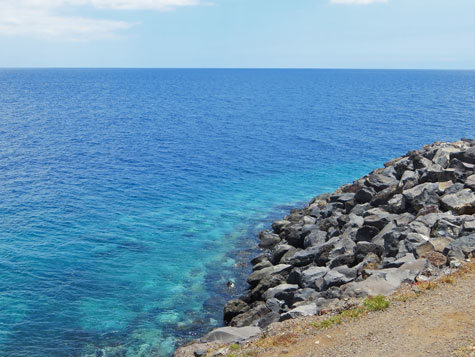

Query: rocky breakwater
<box><xmin>175</xmin><ymin>140</ymin><xmax>475</xmax><ymax>356</ymax></box>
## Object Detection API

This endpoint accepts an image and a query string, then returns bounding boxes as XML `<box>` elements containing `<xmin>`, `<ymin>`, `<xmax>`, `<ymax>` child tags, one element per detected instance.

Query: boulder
<box><xmin>355</xmin><ymin>187</ymin><xmax>375</xmax><ymax>203</ymax></box>
<box><xmin>263</xmin><ymin>284</ymin><xmax>299</xmax><ymax>304</ymax></box>
<box><xmin>355</xmin><ymin>225</ymin><xmax>380</xmax><ymax>242</ymax></box>
<box><xmin>271</xmin><ymin>244</ymin><xmax>296</xmax><ymax>265</ymax></box>
<box><xmin>203</xmin><ymin>326</ymin><xmax>261</xmax><ymax>343</ymax></box>
<box><xmin>280</xmin><ymin>304</ymin><xmax>318</xmax><ymax>321</ymax></box>
<box><xmin>247</xmin><ymin>264</ymin><xmax>292</xmax><ymax>287</ymax></box>
<box><xmin>272</xmin><ymin>220</ymin><xmax>291</xmax><ymax>234</ymax></box>
<box><xmin>366</xmin><ymin>173</ymin><xmax>397</xmax><ymax>192</ymax></box>
<box><xmin>387</xmin><ymin>194</ymin><xmax>407</xmax><ymax>213</ymax></box>
<box><xmin>440</xmin><ymin>189</ymin><xmax>475</xmax><ymax>215</ymax></box>
<box><xmin>258</xmin><ymin>231</ymin><xmax>281</xmax><ymax>249</ymax></box>
<box><xmin>224</xmin><ymin>299</ymin><xmax>250</xmax><ymax>324</ymax></box>
<box><xmin>465</xmin><ymin>174</ymin><xmax>475</xmax><ymax>190</ymax></box>
<box><xmin>303</xmin><ymin>230</ymin><xmax>327</xmax><ymax>248</ymax></box>
<box><xmin>230</xmin><ymin>304</ymin><xmax>270</xmax><ymax>327</ymax></box>
<box><xmin>300</xmin><ymin>266</ymin><xmax>329</xmax><ymax>290</ymax></box>
<box><xmin>403</xmin><ymin>183</ymin><xmax>440</xmax><ymax>212</ymax></box>
<box><xmin>444</xmin><ymin>234</ymin><xmax>475</xmax><ymax>259</ymax></box>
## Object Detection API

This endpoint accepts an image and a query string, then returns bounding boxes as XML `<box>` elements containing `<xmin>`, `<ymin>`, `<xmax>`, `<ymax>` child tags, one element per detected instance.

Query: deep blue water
<box><xmin>0</xmin><ymin>69</ymin><xmax>474</xmax><ymax>356</ymax></box>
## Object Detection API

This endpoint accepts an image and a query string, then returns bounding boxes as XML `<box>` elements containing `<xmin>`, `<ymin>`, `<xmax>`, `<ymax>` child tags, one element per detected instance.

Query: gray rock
<box><xmin>356</xmin><ymin>225</ymin><xmax>380</xmax><ymax>242</ymax></box>
<box><xmin>259</xmin><ymin>231</ymin><xmax>281</xmax><ymax>249</ymax></box>
<box><xmin>258</xmin><ymin>312</ymin><xmax>280</xmax><ymax>328</ymax></box>
<box><xmin>250</xmin><ymin>274</ymin><xmax>286</xmax><ymax>301</ymax></box>
<box><xmin>371</xmin><ymin>185</ymin><xmax>399</xmax><ymax>206</ymax></box>
<box><xmin>465</xmin><ymin>174</ymin><xmax>475</xmax><ymax>190</ymax></box>
<box><xmin>407</xmin><ymin>220</ymin><xmax>431</xmax><ymax>236</ymax></box>
<box><xmin>444</xmin><ymin>234</ymin><xmax>475</xmax><ymax>259</ymax></box>
<box><xmin>291</xmin><ymin>288</ymin><xmax>320</xmax><ymax>305</ymax></box>
<box><xmin>382</xmin><ymin>253</ymin><xmax>416</xmax><ymax>268</ymax></box>
<box><xmin>364</xmin><ymin>212</ymin><xmax>393</xmax><ymax>231</ymax></box>
<box><xmin>387</xmin><ymin>194</ymin><xmax>407</xmax><ymax>213</ymax></box>
<box><xmin>253</xmin><ymin>260</ymin><xmax>273</xmax><ymax>271</ymax></box>
<box><xmin>403</xmin><ymin>183</ymin><xmax>440</xmax><ymax>212</ymax></box>
<box><xmin>429</xmin><ymin>237</ymin><xmax>454</xmax><ymax>253</ymax></box>
<box><xmin>366</xmin><ymin>173</ymin><xmax>397</xmax><ymax>192</ymax></box>
<box><xmin>354</xmin><ymin>241</ymin><xmax>384</xmax><ymax>262</ymax></box>
<box><xmin>344</xmin><ymin>258</ymin><xmax>428</xmax><ymax>297</ymax></box>
<box><xmin>323</xmin><ymin>266</ymin><xmax>357</xmax><ymax>288</ymax></box>
<box><xmin>230</xmin><ymin>304</ymin><xmax>270</xmax><ymax>327</ymax></box>
<box><xmin>194</xmin><ymin>347</ymin><xmax>208</xmax><ymax>357</ymax></box>
<box><xmin>450</xmin><ymin>146</ymin><xmax>475</xmax><ymax>165</ymax></box>
<box><xmin>271</xmin><ymin>244</ymin><xmax>296</xmax><ymax>265</ymax></box>
<box><xmin>284</xmin><ymin>246</ymin><xmax>320</xmax><ymax>267</ymax></box>
<box><xmin>272</xmin><ymin>220</ymin><xmax>291</xmax><ymax>234</ymax></box>
<box><xmin>432</xmin><ymin>147</ymin><xmax>460</xmax><ymax>168</ymax></box>
<box><xmin>303</xmin><ymin>230</ymin><xmax>327</xmax><ymax>248</ymax></box>
<box><xmin>355</xmin><ymin>187</ymin><xmax>375</xmax><ymax>204</ymax></box>
<box><xmin>203</xmin><ymin>326</ymin><xmax>261</xmax><ymax>343</ymax></box>
<box><xmin>224</xmin><ymin>299</ymin><xmax>250</xmax><ymax>324</ymax></box>
<box><xmin>247</xmin><ymin>264</ymin><xmax>292</xmax><ymax>287</ymax></box>
<box><xmin>430</xmin><ymin>218</ymin><xmax>461</xmax><ymax>238</ymax></box>
<box><xmin>330</xmin><ymin>193</ymin><xmax>356</xmax><ymax>203</ymax></box>
<box><xmin>404</xmin><ymin>233</ymin><xmax>430</xmax><ymax>254</ymax></box>
<box><xmin>462</xmin><ymin>216</ymin><xmax>475</xmax><ymax>234</ymax></box>
<box><xmin>398</xmin><ymin>170</ymin><xmax>418</xmax><ymax>190</ymax></box>
<box><xmin>300</xmin><ymin>266</ymin><xmax>329</xmax><ymax>290</ymax></box>
<box><xmin>263</xmin><ymin>284</ymin><xmax>299</xmax><ymax>302</ymax></box>
<box><xmin>440</xmin><ymin>189</ymin><xmax>475</xmax><ymax>215</ymax></box>
<box><xmin>394</xmin><ymin>212</ymin><xmax>416</xmax><ymax>226</ymax></box>
<box><xmin>280</xmin><ymin>304</ymin><xmax>318</xmax><ymax>321</ymax></box>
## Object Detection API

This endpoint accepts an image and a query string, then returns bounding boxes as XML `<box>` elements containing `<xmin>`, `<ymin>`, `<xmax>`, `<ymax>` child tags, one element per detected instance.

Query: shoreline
<box><xmin>175</xmin><ymin>139</ymin><xmax>475</xmax><ymax>356</ymax></box>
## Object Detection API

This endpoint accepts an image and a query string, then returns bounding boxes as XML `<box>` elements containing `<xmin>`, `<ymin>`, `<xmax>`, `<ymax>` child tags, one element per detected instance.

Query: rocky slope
<box><xmin>175</xmin><ymin>140</ymin><xmax>475</xmax><ymax>357</ymax></box>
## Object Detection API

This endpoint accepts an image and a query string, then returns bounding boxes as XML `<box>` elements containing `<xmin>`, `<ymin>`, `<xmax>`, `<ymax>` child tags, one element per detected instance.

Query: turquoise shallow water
<box><xmin>0</xmin><ymin>69</ymin><xmax>474</xmax><ymax>356</ymax></box>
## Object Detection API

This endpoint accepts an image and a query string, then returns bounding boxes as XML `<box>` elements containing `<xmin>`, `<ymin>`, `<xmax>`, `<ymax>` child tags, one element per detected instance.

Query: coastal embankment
<box><xmin>175</xmin><ymin>140</ymin><xmax>475</xmax><ymax>357</ymax></box>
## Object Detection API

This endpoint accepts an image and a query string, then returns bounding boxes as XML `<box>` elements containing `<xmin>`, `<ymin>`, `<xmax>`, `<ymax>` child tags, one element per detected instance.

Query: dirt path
<box><xmin>238</xmin><ymin>266</ymin><xmax>475</xmax><ymax>357</ymax></box>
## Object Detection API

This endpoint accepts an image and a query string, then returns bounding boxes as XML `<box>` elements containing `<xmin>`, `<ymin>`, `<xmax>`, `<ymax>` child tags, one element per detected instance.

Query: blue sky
<box><xmin>0</xmin><ymin>0</ymin><xmax>474</xmax><ymax>68</ymax></box>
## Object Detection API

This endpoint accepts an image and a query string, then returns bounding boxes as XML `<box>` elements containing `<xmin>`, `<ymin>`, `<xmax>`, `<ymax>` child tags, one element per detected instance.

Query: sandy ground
<box><xmin>234</xmin><ymin>265</ymin><xmax>475</xmax><ymax>357</ymax></box>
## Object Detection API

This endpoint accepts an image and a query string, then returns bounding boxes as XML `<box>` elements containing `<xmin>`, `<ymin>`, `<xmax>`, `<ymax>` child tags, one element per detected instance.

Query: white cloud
<box><xmin>0</xmin><ymin>0</ymin><xmax>204</xmax><ymax>40</ymax></box>
<box><xmin>331</xmin><ymin>0</ymin><xmax>388</xmax><ymax>4</ymax></box>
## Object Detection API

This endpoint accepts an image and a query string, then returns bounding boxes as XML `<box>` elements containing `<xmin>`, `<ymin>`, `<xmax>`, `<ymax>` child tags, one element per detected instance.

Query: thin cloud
<box><xmin>331</xmin><ymin>0</ymin><xmax>388</xmax><ymax>4</ymax></box>
<box><xmin>0</xmin><ymin>0</ymin><xmax>204</xmax><ymax>40</ymax></box>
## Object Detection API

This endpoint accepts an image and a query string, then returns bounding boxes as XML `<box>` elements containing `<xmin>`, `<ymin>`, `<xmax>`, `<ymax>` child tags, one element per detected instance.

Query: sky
<box><xmin>0</xmin><ymin>0</ymin><xmax>474</xmax><ymax>68</ymax></box>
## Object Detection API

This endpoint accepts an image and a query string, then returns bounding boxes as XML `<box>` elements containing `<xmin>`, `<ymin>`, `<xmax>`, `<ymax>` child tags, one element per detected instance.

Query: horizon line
<box><xmin>1</xmin><ymin>66</ymin><xmax>475</xmax><ymax>71</ymax></box>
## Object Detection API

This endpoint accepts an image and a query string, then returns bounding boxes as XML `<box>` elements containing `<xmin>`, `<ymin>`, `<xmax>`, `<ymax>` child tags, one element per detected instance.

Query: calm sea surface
<box><xmin>0</xmin><ymin>69</ymin><xmax>474</xmax><ymax>356</ymax></box>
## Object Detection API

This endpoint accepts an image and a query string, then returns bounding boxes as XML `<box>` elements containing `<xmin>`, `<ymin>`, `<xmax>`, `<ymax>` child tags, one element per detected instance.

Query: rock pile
<box><xmin>175</xmin><ymin>140</ymin><xmax>475</xmax><ymax>356</ymax></box>
<box><xmin>224</xmin><ymin>140</ymin><xmax>475</xmax><ymax>328</ymax></box>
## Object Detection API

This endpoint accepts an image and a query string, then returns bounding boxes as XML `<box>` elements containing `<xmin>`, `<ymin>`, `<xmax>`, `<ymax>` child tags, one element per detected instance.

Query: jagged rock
<box><xmin>280</xmin><ymin>304</ymin><xmax>318</xmax><ymax>321</ymax></box>
<box><xmin>330</xmin><ymin>192</ymin><xmax>355</xmax><ymax>203</ymax></box>
<box><xmin>230</xmin><ymin>303</ymin><xmax>270</xmax><ymax>327</ymax></box>
<box><xmin>432</xmin><ymin>147</ymin><xmax>460</xmax><ymax>168</ymax></box>
<box><xmin>203</xmin><ymin>326</ymin><xmax>261</xmax><ymax>343</ymax></box>
<box><xmin>371</xmin><ymin>185</ymin><xmax>399</xmax><ymax>206</ymax></box>
<box><xmin>323</xmin><ymin>265</ymin><xmax>357</xmax><ymax>288</ymax></box>
<box><xmin>343</xmin><ymin>259</ymin><xmax>429</xmax><ymax>297</ymax></box>
<box><xmin>354</xmin><ymin>241</ymin><xmax>384</xmax><ymax>262</ymax></box>
<box><xmin>303</xmin><ymin>230</ymin><xmax>327</xmax><ymax>248</ymax></box>
<box><xmin>429</xmin><ymin>237</ymin><xmax>454</xmax><ymax>253</ymax></box>
<box><xmin>421</xmin><ymin>251</ymin><xmax>447</xmax><ymax>267</ymax></box>
<box><xmin>300</xmin><ymin>266</ymin><xmax>329</xmax><ymax>290</ymax></box>
<box><xmin>271</xmin><ymin>244</ymin><xmax>296</xmax><ymax>265</ymax></box>
<box><xmin>399</xmin><ymin>170</ymin><xmax>418</xmax><ymax>190</ymax></box>
<box><xmin>403</xmin><ymin>182</ymin><xmax>440</xmax><ymax>212</ymax></box>
<box><xmin>382</xmin><ymin>253</ymin><xmax>416</xmax><ymax>268</ymax></box>
<box><xmin>366</xmin><ymin>173</ymin><xmax>397</xmax><ymax>192</ymax></box>
<box><xmin>259</xmin><ymin>231</ymin><xmax>281</xmax><ymax>249</ymax></box>
<box><xmin>291</xmin><ymin>288</ymin><xmax>320</xmax><ymax>305</ymax></box>
<box><xmin>444</xmin><ymin>233</ymin><xmax>475</xmax><ymax>259</ymax></box>
<box><xmin>387</xmin><ymin>194</ymin><xmax>407</xmax><ymax>213</ymax></box>
<box><xmin>253</xmin><ymin>260</ymin><xmax>273</xmax><ymax>271</ymax></box>
<box><xmin>355</xmin><ymin>225</ymin><xmax>380</xmax><ymax>242</ymax></box>
<box><xmin>394</xmin><ymin>212</ymin><xmax>416</xmax><ymax>226</ymax></box>
<box><xmin>247</xmin><ymin>264</ymin><xmax>292</xmax><ymax>287</ymax></box>
<box><xmin>272</xmin><ymin>220</ymin><xmax>291</xmax><ymax>234</ymax></box>
<box><xmin>431</xmin><ymin>218</ymin><xmax>461</xmax><ymax>238</ymax></box>
<box><xmin>284</xmin><ymin>246</ymin><xmax>321</xmax><ymax>267</ymax></box>
<box><xmin>258</xmin><ymin>312</ymin><xmax>280</xmax><ymax>328</ymax></box>
<box><xmin>450</xmin><ymin>146</ymin><xmax>475</xmax><ymax>165</ymax></box>
<box><xmin>224</xmin><ymin>300</ymin><xmax>250</xmax><ymax>324</ymax></box>
<box><xmin>250</xmin><ymin>274</ymin><xmax>286</xmax><ymax>301</ymax></box>
<box><xmin>404</xmin><ymin>233</ymin><xmax>430</xmax><ymax>254</ymax></box>
<box><xmin>465</xmin><ymin>174</ymin><xmax>475</xmax><ymax>190</ymax></box>
<box><xmin>364</xmin><ymin>211</ymin><xmax>393</xmax><ymax>230</ymax></box>
<box><xmin>462</xmin><ymin>216</ymin><xmax>475</xmax><ymax>234</ymax></box>
<box><xmin>263</xmin><ymin>284</ymin><xmax>299</xmax><ymax>303</ymax></box>
<box><xmin>440</xmin><ymin>189</ymin><xmax>475</xmax><ymax>215</ymax></box>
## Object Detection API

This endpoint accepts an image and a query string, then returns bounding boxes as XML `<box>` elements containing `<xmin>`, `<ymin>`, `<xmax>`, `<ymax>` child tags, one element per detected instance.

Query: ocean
<box><xmin>0</xmin><ymin>69</ymin><xmax>474</xmax><ymax>356</ymax></box>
